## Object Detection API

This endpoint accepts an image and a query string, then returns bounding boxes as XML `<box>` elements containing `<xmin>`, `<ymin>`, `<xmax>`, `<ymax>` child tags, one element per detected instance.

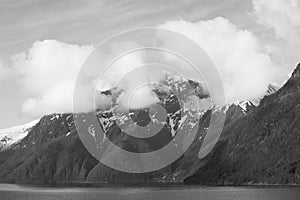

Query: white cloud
<box><xmin>83</xmin><ymin>42</ymin><xmax>161</xmax><ymax>111</ymax></box>
<box><xmin>160</xmin><ymin>17</ymin><xmax>286</xmax><ymax>103</ymax></box>
<box><xmin>10</xmin><ymin>17</ymin><xmax>292</xmax><ymax>117</ymax></box>
<box><xmin>10</xmin><ymin>40</ymin><xmax>162</xmax><ymax>117</ymax></box>
<box><xmin>0</xmin><ymin>57</ymin><xmax>12</xmax><ymax>83</ymax></box>
<box><xmin>252</xmin><ymin>0</ymin><xmax>300</xmax><ymax>77</ymax></box>
<box><xmin>11</xmin><ymin>40</ymin><xmax>93</xmax><ymax>117</ymax></box>
<box><xmin>252</xmin><ymin>0</ymin><xmax>300</xmax><ymax>41</ymax></box>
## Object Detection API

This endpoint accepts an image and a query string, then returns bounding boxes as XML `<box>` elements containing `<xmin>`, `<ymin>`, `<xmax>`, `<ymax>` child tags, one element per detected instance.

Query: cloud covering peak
<box><xmin>160</xmin><ymin>17</ymin><xmax>286</xmax><ymax>103</ymax></box>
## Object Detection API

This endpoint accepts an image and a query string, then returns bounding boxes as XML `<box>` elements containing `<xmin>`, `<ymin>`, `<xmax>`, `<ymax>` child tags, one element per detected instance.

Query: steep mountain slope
<box><xmin>0</xmin><ymin>114</ymin><xmax>98</xmax><ymax>184</ymax></box>
<box><xmin>185</xmin><ymin>63</ymin><xmax>300</xmax><ymax>185</ymax></box>
<box><xmin>0</xmin><ymin>120</ymin><xmax>39</xmax><ymax>167</ymax></box>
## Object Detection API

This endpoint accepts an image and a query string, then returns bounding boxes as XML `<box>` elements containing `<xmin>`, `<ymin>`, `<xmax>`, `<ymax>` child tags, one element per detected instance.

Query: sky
<box><xmin>0</xmin><ymin>0</ymin><xmax>299</xmax><ymax>129</ymax></box>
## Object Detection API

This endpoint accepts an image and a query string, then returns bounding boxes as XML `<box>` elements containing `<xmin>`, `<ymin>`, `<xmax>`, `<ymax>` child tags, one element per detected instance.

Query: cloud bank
<box><xmin>160</xmin><ymin>17</ymin><xmax>285</xmax><ymax>103</ymax></box>
<box><xmin>11</xmin><ymin>40</ymin><xmax>93</xmax><ymax>117</ymax></box>
<box><xmin>9</xmin><ymin>16</ymin><xmax>292</xmax><ymax>118</ymax></box>
<box><xmin>11</xmin><ymin>40</ymin><xmax>164</xmax><ymax>117</ymax></box>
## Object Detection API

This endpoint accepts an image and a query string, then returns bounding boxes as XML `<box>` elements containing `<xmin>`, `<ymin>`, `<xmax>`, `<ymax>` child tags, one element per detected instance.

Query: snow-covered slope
<box><xmin>0</xmin><ymin>119</ymin><xmax>39</xmax><ymax>150</ymax></box>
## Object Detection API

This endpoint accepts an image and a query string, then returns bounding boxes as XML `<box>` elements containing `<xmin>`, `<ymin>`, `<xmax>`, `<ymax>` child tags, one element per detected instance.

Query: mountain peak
<box><xmin>279</xmin><ymin>63</ymin><xmax>300</xmax><ymax>92</ymax></box>
<box><xmin>291</xmin><ymin>63</ymin><xmax>300</xmax><ymax>79</ymax></box>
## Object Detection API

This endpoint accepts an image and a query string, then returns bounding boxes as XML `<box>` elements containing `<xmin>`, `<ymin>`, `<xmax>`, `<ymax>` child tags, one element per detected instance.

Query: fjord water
<box><xmin>0</xmin><ymin>184</ymin><xmax>299</xmax><ymax>200</ymax></box>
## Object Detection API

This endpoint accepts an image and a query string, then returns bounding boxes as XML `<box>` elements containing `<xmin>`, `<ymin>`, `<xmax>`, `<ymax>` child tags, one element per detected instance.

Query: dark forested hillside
<box><xmin>185</xmin><ymin>64</ymin><xmax>300</xmax><ymax>185</ymax></box>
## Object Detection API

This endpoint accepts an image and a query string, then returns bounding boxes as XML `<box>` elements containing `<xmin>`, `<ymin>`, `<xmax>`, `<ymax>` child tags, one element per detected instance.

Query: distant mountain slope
<box><xmin>185</xmin><ymin>63</ymin><xmax>300</xmax><ymax>185</ymax></box>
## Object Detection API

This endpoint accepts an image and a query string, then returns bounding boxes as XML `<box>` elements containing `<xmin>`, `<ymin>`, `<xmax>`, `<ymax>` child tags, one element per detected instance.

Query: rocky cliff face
<box><xmin>185</xmin><ymin>64</ymin><xmax>300</xmax><ymax>185</ymax></box>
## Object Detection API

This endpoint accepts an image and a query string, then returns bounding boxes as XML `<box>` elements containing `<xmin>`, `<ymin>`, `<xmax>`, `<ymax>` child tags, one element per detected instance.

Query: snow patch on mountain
<box><xmin>0</xmin><ymin>119</ymin><xmax>39</xmax><ymax>150</ymax></box>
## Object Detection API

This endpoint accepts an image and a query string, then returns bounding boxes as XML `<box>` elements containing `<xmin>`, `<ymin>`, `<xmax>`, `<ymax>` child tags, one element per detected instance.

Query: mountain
<box><xmin>266</xmin><ymin>84</ymin><xmax>279</xmax><ymax>96</ymax></box>
<box><xmin>0</xmin><ymin>108</ymin><xmax>249</xmax><ymax>184</ymax></box>
<box><xmin>0</xmin><ymin>73</ymin><xmax>252</xmax><ymax>184</ymax></box>
<box><xmin>0</xmin><ymin>64</ymin><xmax>294</xmax><ymax>185</ymax></box>
<box><xmin>184</xmin><ymin>63</ymin><xmax>300</xmax><ymax>185</ymax></box>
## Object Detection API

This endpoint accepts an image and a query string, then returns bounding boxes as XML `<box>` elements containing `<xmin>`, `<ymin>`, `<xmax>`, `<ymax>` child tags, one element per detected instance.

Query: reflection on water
<box><xmin>0</xmin><ymin>184</ymin><xmax>299</xmax><ymax>200</ymax></box>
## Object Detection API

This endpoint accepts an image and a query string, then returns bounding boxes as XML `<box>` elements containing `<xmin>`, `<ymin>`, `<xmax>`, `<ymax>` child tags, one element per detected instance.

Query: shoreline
<box><xmin>1</xmin><ymin>182</ymin><xmax>300</xmax><ymax>189</ymax></box>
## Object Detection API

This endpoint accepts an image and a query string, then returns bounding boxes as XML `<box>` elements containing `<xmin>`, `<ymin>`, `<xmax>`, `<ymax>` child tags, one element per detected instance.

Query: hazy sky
<box><xmin>0</xmin><ymin>0</ymin><xmax>299</xmax><ymax>129</ymax></box>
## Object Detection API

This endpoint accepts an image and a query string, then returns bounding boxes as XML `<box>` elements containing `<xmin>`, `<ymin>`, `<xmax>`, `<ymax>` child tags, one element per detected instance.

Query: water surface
<box><xmin>0</xmin><ymin>184</ymin><xmax>299</xmax><ymax>200</ymax></box>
